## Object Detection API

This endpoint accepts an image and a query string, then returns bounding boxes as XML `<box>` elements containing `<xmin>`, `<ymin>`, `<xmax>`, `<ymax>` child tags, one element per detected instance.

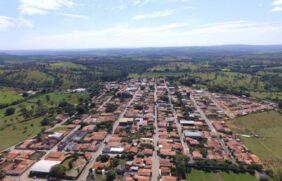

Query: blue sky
<box><xmin>0</xmin><ymin>0</ymin><xmax>282</xmax><ymax>50</ymax></box>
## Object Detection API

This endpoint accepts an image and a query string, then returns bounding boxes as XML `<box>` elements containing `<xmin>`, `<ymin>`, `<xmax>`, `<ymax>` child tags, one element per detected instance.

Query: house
<box><xmin>137</xmin><ymin>168</ymin><xmax>152</xmax><ymax>177</ymax></box>
<box><xmin>161</xmin><ymin>176</ymin><xmax>178</xmax><ymax>181</ymax></box>
<box><xmin>110</xmin><ymin>147</ymin><xmax>124</xmax><ymax>154</ymax></box>
<box><xmin>179</xmin><ymin>120</ymin><xmax>195</xmax><ymax>126</ymax></box>
<box><xmin>183</xmin><ymin>131</ymin><xmax>202</xmax><ymax>138</ymax></box>
<box><xmin>119</xmin><ymin>118</ymin><xmax>134</xmax><ymax>126</ymax></box>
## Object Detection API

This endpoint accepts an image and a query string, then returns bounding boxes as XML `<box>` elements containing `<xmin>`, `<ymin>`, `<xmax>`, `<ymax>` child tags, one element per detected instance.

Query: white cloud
<box><xmin>19</xmin><ymin>21</ymin><xmax>282</xmax><ymax>49</ymax></box>
<box><xmin>58</xmin><ymin>13</ymin><xmax>89</xmax><ymax>20</ymax></box>
<box><xmin>133</xmin><ymin>10</ymin><xmax>174</xmax><ymax>20</ymax></box>
<box><xmin>19</xmin><ymin>0</ymin><xmax>76</xmax><ymax>15</ymax></box>
<box><xmin>0</xmin><ymin>16</ymin><xmax>33</xmax><ymax>30</ymax></box>
<box><xmin>272</xmin><ymin>0</ymin><xmax>282</xmax><ymax>12</ymax></box>
<box><xmin>133</xmin><ymin>0</ymin><xmax>189</xmax><ymax>6</ymax></box>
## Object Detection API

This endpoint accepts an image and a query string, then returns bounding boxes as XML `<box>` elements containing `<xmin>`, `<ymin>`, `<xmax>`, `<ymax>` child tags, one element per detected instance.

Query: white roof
<box><xmin>48</xmin><ymin>132</ymin><xmax>63</xmax><ymax>139</ymax></box>
<box><xmin>184</xmin><ymin>131</ymin><xmax>202</xmax><ymax>137</ymax></box>
<box><xmin>30</xmin><ymin>160</ymin><xmax>61</xmax><ymax>173</ymax></box>
<box><xmin>180</xmin><ymin>120</ymin><xmax>195</xmax><ymax>125</ymax></box>
<box><xmin>110</xmin><ymin>147</ymin><xmax>124</xmax><ymax>152</ymax></box>
<box><xmin>119</xmin><ymin>118</ymin><xmax>134</xmax><ymax>123</ymax></box>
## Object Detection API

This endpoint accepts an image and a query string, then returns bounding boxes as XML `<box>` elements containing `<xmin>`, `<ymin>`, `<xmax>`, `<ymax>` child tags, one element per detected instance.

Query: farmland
<box><xmin>229</xmin><ymin>111</ymin><xmax>282</xmax><ymax>171</ymax></box>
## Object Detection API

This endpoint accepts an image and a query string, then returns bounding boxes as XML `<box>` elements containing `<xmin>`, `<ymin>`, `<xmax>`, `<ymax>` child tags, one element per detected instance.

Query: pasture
<box><xmin>230</xmin><ymin>111</ymin><xmax>282</xmax><ymax>171</ymax></box>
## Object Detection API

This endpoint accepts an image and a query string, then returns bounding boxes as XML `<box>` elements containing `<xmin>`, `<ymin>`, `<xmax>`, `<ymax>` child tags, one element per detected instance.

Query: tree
<box><xmin>22</xmin><ymin>92</ymin><xmax>29</xmax><ymax>97</ymax></box>
<box><xmin>45</xmin><ymin>95</ymin><xmax>50</xmax><ymax>102</ymax></box>
<box><xmin>76</xmin><ymin>104</ymin><xmax>88</xmax><ymax>115</ymax></box>
<box><xmin>105</xmin><ymin>103</ymin><xmax>118</xmax><ymax>113</ymax></box>
<box><xmin>40</xmin><ymin>117</ymin><xmax>51</xmax><ymax>126</ymax></box>
<box><xmin>20</xmin><ymin>107</ymin><xmax>30</xmax><ymax>118</ymax></box>
<box><xmin>50</xmin><ymin>164</ymin><xmax>66</xmax><ymax>178</ymax></box>
<box><xmin>98</xmin><ymin>154</ymin><xmax>110</xmax><ymax>163</ymax></box>
<box><xmin>5</xmin><ymin>107</ymin><xmax>15</xmax><ymax>116</ymax></box>
<box><xmin>106</xmin><ymin>170</ymin><xmax>116</xmax><ymax>181</ymax></box>
<box><xmin>278</xmin><ymin>100</ymin><xmax>282</xmax><ymax>110</ymax></box>
<box><xmin>0</xmin><ymin>171</ymin><xmax>5</xmax><ymax>180</ymax></box>
<box><xmin>174</xmin><ymin>154</ymin><xmax>188</xmax><ymax>179</ymax></box>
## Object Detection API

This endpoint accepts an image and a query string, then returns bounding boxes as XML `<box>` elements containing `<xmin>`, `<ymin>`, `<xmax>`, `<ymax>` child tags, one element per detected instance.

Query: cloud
<box><xmin>20</xmin><ymin>21</ymin><xmax>282</xmax><ymax>49</ymax></box>
<box><xmin>58</xmin><ymin>13</ymin><xmax>89</xmax><ymax>20</ymax></box>
<box><xmin>133</xmin><ymin>0</ymin><xmax>189</xmax><ymax>6</ymax></box>
<box><xmin>0</xmin><ymin>16</ymin><xmax>33</xmax><ymax>30</ymax></box>
<box><xmin>133</xmin><ymin>10</ymin><xmax>174</xmax><ymax>20</ymax></box>
<box><xmin>19</xmin><ymin>0</ymin><xmax>76</xmax><ymax>15</ymax></box>
<box><xmin>272</xmin><ymin>0</ymin><xmax>282</xmax><ymax>12</ymax></box>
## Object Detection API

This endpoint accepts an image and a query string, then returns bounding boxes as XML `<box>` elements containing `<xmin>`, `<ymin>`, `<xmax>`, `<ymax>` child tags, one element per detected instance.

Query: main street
<box><xmin>151</xmin><ymin>82</ymin><xmax>160</xmax><ymax>181</ymax></box>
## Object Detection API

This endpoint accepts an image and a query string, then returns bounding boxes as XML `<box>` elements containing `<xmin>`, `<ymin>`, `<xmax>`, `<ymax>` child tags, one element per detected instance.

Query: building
<box><xmin>29</xmin><ymin>160</ymin><xmax>61</xmax><ymax>178</ymax></box>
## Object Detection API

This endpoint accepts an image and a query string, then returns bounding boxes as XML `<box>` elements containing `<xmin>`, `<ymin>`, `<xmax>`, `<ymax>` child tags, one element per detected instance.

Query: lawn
<box><xmin>229</xmin><ymin>111</ymin><xmax>282</xmax><ymax>171</ymax></box>
<box><xmin>187</xmin><ymin>169</ymin><xmax>257</xmax><ymax>181</ymax></box>
<box><xmin>0</xmin><ymin>88</ymin><xmax>23</xmax><ymax>105</ymax></box>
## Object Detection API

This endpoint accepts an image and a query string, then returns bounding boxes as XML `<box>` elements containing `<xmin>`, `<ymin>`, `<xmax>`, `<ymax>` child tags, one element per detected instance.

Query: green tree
<box><xmin>174</xmin><ymin>154</ymin><xmax>188</xmax><ymax>179</ymax></box>
<box><xmin>106</xmin><ymin>170</ymin><xmax>116</xmax><ymax>181</ymax></box>
<box><xmin>5</xmin><ymin>107</ymin><xmax>15</xmax><ymax>116</ymax></box>
<box><xmin>50</xmin><ymin>164</ymin><xmax>66</xmax><ymax>178</ymax></box>
<box><xmin>278</xmin><ymin>100</ymin><xmax>282</xmax><ymax>110</ymax></box>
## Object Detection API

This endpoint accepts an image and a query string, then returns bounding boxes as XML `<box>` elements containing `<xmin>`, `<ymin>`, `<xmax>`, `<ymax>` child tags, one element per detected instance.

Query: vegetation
<box><xmin>187</xmin><ymin>169</ymin><xmax>256</xmax><ymax>181</ymax></box>
<box><xmin>0</xmin><ymin>92</ymin><xmax>89</xmax><ymax>151</ymax></box>
<box><xmin>50</xmin><ymin>164</ymin><xmax>66</xmax><ymax>178</ymax></box>
<box><xmin>0</xmin><ymin>89</ymin><xmax>23</xmax><ymax>105</ymax></box>
<box><xmin>229</xmin><ymin>111</ymin><xmax>282</xmax><ymax>172</ymax></box>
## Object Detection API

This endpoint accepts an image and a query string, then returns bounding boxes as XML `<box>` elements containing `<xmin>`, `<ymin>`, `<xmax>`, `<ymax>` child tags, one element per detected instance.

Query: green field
<box><xmin>49</xmin><ymin>62</ymin><xmax>86</xmax><ymax>70</ymax></box>
<box><xmin>230</xmin><ymin>111</ymin><xmax>282</xmax><ymax>171</ymax></box>
<box><xmin>0</xmin><ymin>88</ymin><xmax>23</xmax><ymax>105</ymax></box>
<box><xmin>0</xmin><ymin>117</ymin><xmax>47</xmax><ymax>151</ymax></box>
<box><xmin>187</xmin><ymin>169</ymin><xmax>257</xmax><ymax>181</ymax></box>
<box><xmin>0</xmin><ymin>92</ymin><xmax>89</xmax><ymax>151</ymax></box>
<box><xmin>5</xmin><ymin>70</ymin><xmax>55</xmax><ymax>85</ymax></box>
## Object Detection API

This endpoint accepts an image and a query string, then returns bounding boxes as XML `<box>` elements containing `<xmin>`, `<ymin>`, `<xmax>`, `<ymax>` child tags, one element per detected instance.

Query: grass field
<box><xmin>229</xmin><ymin>111</ymin><xmax>282</xmax><ymax>171</ymax></box>
<box><xmin>0</xmin><ymin>92</ymin><xmax>89</xmax><ymax>151</ymax></box>
<box><xmin>128</xmin><ymin>72</ymin><xmax>186</xmax><ymax>79</ymax></box>
<box><xmin>0</xmin><ymin>116</ymin><xmax>47</xmax><ymax>151</ymax></box>
<box><xmin>4</xmin><ymin>70</ymin><xmax>55</xmax><ymax>86</ymax></box>
<box><xmin>187</xmin><ymin>169</ymin><xmax>257</xmax><ymax>181</ymax></box>
<box><xmin>0</xmin><ymin>88</ymin><xmax>23</xmax><ymax>105</ymax></box>
<box><xmin>50</xmin><ymin>62</ymin><xmax>86</xmax><ymax>70</ymax></box>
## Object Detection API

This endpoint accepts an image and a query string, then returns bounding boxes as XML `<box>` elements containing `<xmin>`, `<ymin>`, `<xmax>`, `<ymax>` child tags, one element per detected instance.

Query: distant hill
<box><xmin>1</xmin><ymin>44</ymin><xmax>282</xmax><ymax>57</ymax></box>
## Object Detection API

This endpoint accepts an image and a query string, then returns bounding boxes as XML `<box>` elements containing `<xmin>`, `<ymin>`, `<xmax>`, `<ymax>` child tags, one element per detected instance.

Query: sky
<box><xmin>0</xmin><ymin>0</ymin><xmax>282</xmax><ymax>50</ymax></box>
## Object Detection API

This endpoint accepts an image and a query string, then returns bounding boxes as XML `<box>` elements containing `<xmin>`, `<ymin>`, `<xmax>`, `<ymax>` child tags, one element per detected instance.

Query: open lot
<box><xmin>0</xmin><ymin>88</ymin><xmax>23</xmax><ymax>105</ymax></box>
<box><xmin>229</xmin><ymin>111</ymin><xmax>282</xmax><ymax>171</ymax></box>
<box><xmin>187</xmin><ymin>169</ymin><xmax>257</xmax><ymax>181</ymax></box>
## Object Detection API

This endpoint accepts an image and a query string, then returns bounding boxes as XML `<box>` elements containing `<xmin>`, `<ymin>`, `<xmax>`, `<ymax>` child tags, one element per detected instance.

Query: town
<box><xmin>0</xmin><ymin>78</ymin><xmax>276</xmax><ymax>181</ymax></box>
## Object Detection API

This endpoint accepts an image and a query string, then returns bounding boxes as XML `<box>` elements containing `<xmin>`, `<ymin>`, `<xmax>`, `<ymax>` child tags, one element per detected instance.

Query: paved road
<box><xmin>190</xmin><ymin>93</ymin><xmax>236</xmax><ymax>164</ymax></box>
<box><xmin>208</xmin><ymin>93</ymin><xmax>235</xmax><ymax>119</ymax></box>
<box><xmin>78</xmin><ymin>87</ymin><xmax>140</xmax><ymax>181</ymax></box>
<box><xmin>152</xmin><ymin>82</ymin><xmax>160</xmax><ymax>181</ymax></box>
<box><xmin>165</xmin><ymin>83</ymin><xmax>194</xmax><ymax>163</ymax></box>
